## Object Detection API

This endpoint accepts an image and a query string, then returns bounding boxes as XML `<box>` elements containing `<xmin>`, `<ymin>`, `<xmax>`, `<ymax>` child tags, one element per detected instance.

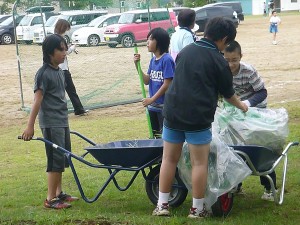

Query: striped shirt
<box><xmin>233</xmin><ymin>61</ymin><xmax>267</xmax><ymax>108</ymax></box>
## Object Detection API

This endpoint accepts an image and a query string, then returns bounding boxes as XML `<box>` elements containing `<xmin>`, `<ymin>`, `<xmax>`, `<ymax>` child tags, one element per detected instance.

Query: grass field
<box><xmin>0</xmin><ymin>13</ymin><xmax>300</xmax><ymax>225</ymax></box>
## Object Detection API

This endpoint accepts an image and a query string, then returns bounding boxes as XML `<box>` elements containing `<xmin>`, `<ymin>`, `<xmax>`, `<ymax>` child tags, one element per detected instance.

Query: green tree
<box><xmin>59</xmin><ymin>0</ymin><xmax>112</xmax><ymax>10</ymax></box>
<box><xmin>0</xmin><ymin>0</ymin><xmax>15</xmax><ymax>14</ymax></box>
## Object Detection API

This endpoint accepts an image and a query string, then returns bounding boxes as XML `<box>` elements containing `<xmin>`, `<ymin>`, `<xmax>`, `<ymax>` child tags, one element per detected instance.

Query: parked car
<box><xmin>33</xmin><ymin>10</ymin><xmax>107</xmax><ymax>44</ymax></box>
<box><xmin>193</xmin><ymin>5</ymin><xmax>238</xmax><ymax>32</ymax></box>
<box><xmin>71</xmin><ymin>13</ymin><xmax>120</xmax><ymax>46</ymax></box>
<box><xmin>16</xmin><ymin>11</ymin><xmax>57</xmax><ymax>44</ymax></box>
<box><xmin>0</xmin><ymin>15</ymin><xmax>25</xmax><ymax>44</ymax></box>
<box><xmin>0</xmin><ymin>15</ymin><xmax>11</xmax><ymax>23</ymax></box>
<box><xmin>104</xmin><ymin>8</ymin><xmax>177</xmax><ymax>48</ymax></box>
<box><xmin>207</xmin><ymin>2</ymin><xmax>244</xmax><ymax>23</ymax></box>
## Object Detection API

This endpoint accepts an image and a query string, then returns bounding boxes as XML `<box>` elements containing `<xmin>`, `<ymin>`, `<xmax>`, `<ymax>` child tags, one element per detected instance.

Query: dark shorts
<box><xmin>41</xmin><ymin>127</ymin><xmax>71</xmax><ymax>172</ymax></box>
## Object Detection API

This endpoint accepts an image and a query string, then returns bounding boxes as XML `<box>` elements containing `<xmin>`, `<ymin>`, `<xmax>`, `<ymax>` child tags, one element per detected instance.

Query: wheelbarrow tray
<box><xmin>85</xmin><ymin>139</ymin><xmax>163</xmax><ymax>167</ymax></box>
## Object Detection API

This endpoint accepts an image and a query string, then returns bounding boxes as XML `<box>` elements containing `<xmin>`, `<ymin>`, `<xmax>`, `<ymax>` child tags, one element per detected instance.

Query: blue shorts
<box><xmin>162</xmin><ymin>125</ymin><xmax>212</xmax><ymax>145</ymax></box>
<box><xmin>270</xmin><ymin>24</ymin><xmax>278</xmax><ymax>33</ymax></box>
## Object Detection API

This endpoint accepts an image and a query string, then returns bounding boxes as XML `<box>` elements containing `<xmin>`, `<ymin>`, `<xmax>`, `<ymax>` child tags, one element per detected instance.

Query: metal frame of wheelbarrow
<box><xmin>19</xmin><ymin>131</ymin><xmax>185</xmax><ymax>203</ymax></box>
<box><xmin>232</xmin><ymin>142</ymin><xmax>299</xmax><ymax>205</ymax></box>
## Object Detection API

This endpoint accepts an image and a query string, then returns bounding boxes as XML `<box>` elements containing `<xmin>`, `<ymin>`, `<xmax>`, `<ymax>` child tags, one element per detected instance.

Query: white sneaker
<box><xmin>188</xmin><ymin>206</ymin><xmax>211</xmax><ymax>219</ymax></box>
<box><xmin>272</xmin><ymin>40</ymin><xmax>277</xmax><ymax>45</ymax></box>
<box><xmin>152</xmin><ymin>203</ymin><xmax>170</xmax><ymax>216</ymax></box>
<box><xmin>261</xmin><ymin>189</ymin><xmax>278</xmax><ymax>201</ymax></box>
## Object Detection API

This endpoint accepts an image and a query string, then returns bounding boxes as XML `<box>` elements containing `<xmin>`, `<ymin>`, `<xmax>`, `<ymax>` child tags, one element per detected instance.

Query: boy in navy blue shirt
<box><xmin>134</xmin><ymin>27</ymin><xmax>175</xmax><ymax>138</ymax></box>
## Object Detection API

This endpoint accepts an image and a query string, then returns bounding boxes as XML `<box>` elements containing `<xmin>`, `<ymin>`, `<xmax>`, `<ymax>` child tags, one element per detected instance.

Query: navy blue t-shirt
<box><xmin>147</xmin><ymin>53</ymin><xmax>175</xmax><ymax>109</ymax></box>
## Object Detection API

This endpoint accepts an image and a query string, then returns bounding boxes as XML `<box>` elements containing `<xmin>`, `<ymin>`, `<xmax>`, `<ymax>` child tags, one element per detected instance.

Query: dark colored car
<box><xmin>0</xmin><ymin>15</ymin><xmax>11</xmax><ymax>23</ymax></box>
<box><xmin>207</xmin><ymin>2</ymin><xmax>244</xmax><ymax>23</ymax></box>
<box><xmin>0</xmin><ymin>15</ymin><xmax>24</xmax><ymax>44</ymax></box>
<box><xmin>193</xmin><ymin>6</ymin><xmax>238</xmax><ymax>32</ymax></box>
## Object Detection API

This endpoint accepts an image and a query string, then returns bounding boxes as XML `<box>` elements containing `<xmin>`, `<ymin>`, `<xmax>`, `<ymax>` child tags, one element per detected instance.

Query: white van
<box><xmin>71</xmin><ymin>13</ymin><xmax>120</xmax><ymax>46</ymax></box>
<box><xmin>32</xmin><ymin>10</ymin><xmax>107</xmax><ymax>44</ymax></box>
<box><xmin>16</xmin><ymin>12</ymin><xmax>57</xmax><ymax>44</ymax></box>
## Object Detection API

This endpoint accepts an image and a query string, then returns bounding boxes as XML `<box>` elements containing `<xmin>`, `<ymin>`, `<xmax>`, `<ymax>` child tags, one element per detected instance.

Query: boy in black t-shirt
<box><xmin>152</xmin><ymin>18</ymin><xmax>248</xmax><ymax>218</ymax></box>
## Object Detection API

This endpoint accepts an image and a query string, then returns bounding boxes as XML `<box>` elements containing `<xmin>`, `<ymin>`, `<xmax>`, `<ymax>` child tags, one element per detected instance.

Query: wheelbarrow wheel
<box><xmin>211</xmin><ymin>192</ymin><xmax>234</xmax><ymax>217</ymax></box>
<box><xmin>145</xmin><ymin>165</ymin><xmax>188</xmax><ymax>207</ymax></box>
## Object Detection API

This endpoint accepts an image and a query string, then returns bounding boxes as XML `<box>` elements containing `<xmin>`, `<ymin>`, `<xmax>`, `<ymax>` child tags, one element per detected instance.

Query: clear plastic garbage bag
<box><xmin>178</xmin><ymin>131</ymin><xmax>252</xmax><ymax>210</ymax></box>
<box><xmin>215</xmin><ymin>104</ymin><xmax>289</xmax><ymax>154</ymax></box>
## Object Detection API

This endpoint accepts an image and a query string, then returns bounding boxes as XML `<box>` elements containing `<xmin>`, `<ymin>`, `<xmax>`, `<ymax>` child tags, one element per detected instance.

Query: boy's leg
<box><xmin>159</xmin><ymin>141</ymin><xmax>183</xmax><ymax>194</ymax></box>
<box><xmin>64</xmin><ymin>70</ymin><xmax>85</xmax><ymax>115</ymax></box>
<box><xmin>260</xmin><ymin>171</ymin><xmax>277</xmax><ymax>190</ymax></box>
<box><xmin>189</xmin><ymin>143</ymin><xmax>210</xmax><ymax>199</ymax></box>
<box><xmin>47</xmin><ymin>172</ymin><xmax>62</xmax><ymax>200</ymax></box>
<box><xmin>148</xmin><ymin>110</ymin><xmax>160</xmax><ymax>138</ymax></box>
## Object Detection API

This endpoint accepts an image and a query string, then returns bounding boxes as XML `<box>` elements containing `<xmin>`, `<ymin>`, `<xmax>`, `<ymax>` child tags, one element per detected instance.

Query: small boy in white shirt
<box><xmin>269</xmin><ymin>10</ymin><xmax>281</xmax><ymax>45</ymax></box>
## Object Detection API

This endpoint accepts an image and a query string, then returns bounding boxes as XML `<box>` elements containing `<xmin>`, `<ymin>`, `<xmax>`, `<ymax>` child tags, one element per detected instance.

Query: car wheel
<box><xmin>121</xmin><ymin>34</ymin><xmax>134</xmax><ymax>48</ymax></box>
<box><xmin>87</xmin><ymin>34</ymin><xmax>100</xmax><ymax>46</ymax></box>
<box><xmin>108</xmin><ymin>43</ymin><xmax>117</xmax><ymax>48</ymax></box>
<box><xmin>1</xmin><ymin>33</ymin><xmax>13</xmax><ymax>45</ymax></box>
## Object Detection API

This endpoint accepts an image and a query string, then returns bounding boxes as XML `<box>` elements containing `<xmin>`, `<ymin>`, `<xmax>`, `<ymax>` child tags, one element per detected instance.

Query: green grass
<box><xmin>1</xmin><ymin>103</ymin><xmax>300</xmax><ymax>225</ymax></box>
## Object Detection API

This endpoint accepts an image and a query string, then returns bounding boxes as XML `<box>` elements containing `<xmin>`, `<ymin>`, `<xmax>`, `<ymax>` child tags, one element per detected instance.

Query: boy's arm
<box><xmin>22</xmin><ymin>90</ymin><xmax>43</xmax><ymax>141</ymax></box>
<box><xmin>142</xmin><ymin>78</ymin><xmax>172</xmax><ymax>106</ymax></box>
<box><xmin>243</xmin><ymin>88</ymin><xmax>267</xmax><ymax>107</ymax></box>
<box><xmin>225</xmin><ymin>94</ymin><xmax>248</xmax><ymax>112</ymax></box>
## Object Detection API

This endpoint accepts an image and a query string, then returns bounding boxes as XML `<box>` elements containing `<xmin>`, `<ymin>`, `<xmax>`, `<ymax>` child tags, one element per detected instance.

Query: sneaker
<box><xmin>152</xmin><ymin>203</ymin><xmax>170</xmax><ymax>216</ymax></box>
<box><xmin>75</xmin><ymin>110</ymin><xmax>89</xmax><ymax>116</ymax></box>
<box><xmin>188</xmin><ymin>206</ymin><xmax>211</xmax><ymax>219</ymax></box>
<box><xmin>44</xmin><ymin>197</ymin><xmax>71</xmax><ymax>209</ymax></box>
<box><xmin>261</xmin><ymin>189</ymin><xmax>278</xmax><ymax>201</ymax></box>
<box><xmin>57</xmin><ymin>191</ymin><xmax>79</xmax><ymax>202</ymax></box>
<box><xmin>272</xmin><ymin>40</ymin><xmax>277</xmax><ymax>45</ymax></box>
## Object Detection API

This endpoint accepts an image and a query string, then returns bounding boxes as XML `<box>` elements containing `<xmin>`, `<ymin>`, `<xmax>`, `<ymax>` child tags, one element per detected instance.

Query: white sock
<box><xmin>158</xmin><ymin>191</ymin><xmax>170</xmax><ymax>205</ymax></box>
<box><xmin>192</xmin><ymin>198</ymin><xmax>204</xmax><ymax>211</ymax></box>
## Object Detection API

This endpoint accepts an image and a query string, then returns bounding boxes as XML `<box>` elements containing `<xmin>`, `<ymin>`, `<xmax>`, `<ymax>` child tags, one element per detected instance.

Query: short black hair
<box><xmin>224</xmin><ymin>40</ymin><xmax>242</xmax><ymax>55</ymax></box>
<box><xmin>178</xmin><ymin>9</ymin><xmax>196</xmax><ymax>28</ymax></box>
<box><xmin>204</xmin><ymin>17</ymin><xmax>236</xmax><ymax>44</ymax></box>
<box><xmin>147</xmin><ymin>27</ymin><xmax>170</xmax><ymax>54</ymax></box>
<box><xmin>42</xmin><ymin>34</ymin><xmax>67</xmax><ymax>64</ymax></box>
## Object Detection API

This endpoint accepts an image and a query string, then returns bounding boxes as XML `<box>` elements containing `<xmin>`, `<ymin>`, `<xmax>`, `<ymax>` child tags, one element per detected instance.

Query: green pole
<box><xmin>134</xmin><ymin>44</ymin><xmax>154</xmax><ymax>139</ymax></box>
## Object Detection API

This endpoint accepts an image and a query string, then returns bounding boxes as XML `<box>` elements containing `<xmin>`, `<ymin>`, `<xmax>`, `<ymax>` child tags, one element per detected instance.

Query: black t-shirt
<box><xmin>163</xmin><ymin>38</ymin><xmax>235</xmax><ymax>131</ymax></box>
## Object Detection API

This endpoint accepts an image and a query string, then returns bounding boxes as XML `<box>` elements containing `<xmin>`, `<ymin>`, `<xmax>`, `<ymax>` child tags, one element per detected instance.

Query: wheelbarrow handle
<box><xmin>18</xmin><ymin>136</ymin><xmax>39</xmax><ymax>140</ymax></box>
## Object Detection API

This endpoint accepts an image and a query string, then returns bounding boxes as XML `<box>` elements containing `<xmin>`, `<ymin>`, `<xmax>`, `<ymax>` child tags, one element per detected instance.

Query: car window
<box><xmin>134</xmin><ymin>13</ymin><xmax>149</xmax><ymax>23</ymax></box>
<box><xmin>31</xmin><ymin>16</ymin><xmax>42</xmax><ymax>25</ymax></box>
<box><xmin>151</xmin><ymin>11</ymin><xmax>169</xmax><ymax>21</ymax></box>
<box><xmin>19</xmin><ymin>15</ymin><xmax>33</xmax><ymax>26</ymax></box>
<box><xmin>196</xmin><ymin>10</ymin><xmax>207</xmax><ymax>18</ymax></box>
<box><xmin>45</xmin><ymin>16</ymin><xmax>58</xmax><ymax>27</ymax></box>
<box><xmin>106</xmin><ymin>16</ymin><xmax>119</xmax><ymax>25</ymax></box>
<box><xmin>207</xmin><ymin>9</ymin><xmax>222</xmax><ymax>17</ymax></box>
<box><xmin>118</xmin><ymin>13</ymin><xmax>134</xmax><ymax>24</ymax></box>
<box><xmin>72</xmin><ymin>15</ymin><xmax>90</xmax><ymax>25</ymax></box>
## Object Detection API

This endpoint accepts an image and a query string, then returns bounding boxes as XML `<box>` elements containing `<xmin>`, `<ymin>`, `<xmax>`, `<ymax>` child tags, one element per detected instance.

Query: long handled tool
<box><xmin>134</xmin><ymin>44</ymin><xmax>153</xmax><ymax>139</ymax></box>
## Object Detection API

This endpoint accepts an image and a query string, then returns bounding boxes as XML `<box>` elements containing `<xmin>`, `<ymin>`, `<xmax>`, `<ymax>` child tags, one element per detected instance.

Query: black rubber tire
<box><xmin>1</xmin><ymin>33</ymin><xmax>13</xmax><ymax>45</ymax></box>
<box><xmin>121</xmin><ymin>34</ymin><xmax>134</xmax><ymax>48</ymax></box>
<box><xmin>108</xmin><ymin>43</ymin><xmax>117</xmax><ymax>48</ymax></box>
<box><xmin>211</xmin><ymin>192</ymin><xmax>234</xmax><ymax>217</ymax></box>
<box><xmin>87</xmin><ymin>34</ymin><xmax>100</xmax><ymax>46</ymax></box>
<box><xmin>145</xmin><ymin>165</ymin><xmax>188</xmax><ymax>207</ymax></box>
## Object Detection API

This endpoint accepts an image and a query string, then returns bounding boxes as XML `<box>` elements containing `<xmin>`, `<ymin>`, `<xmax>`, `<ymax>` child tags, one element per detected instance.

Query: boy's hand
<box><xmin>240</xmin><ymin>102</ymin><xmax>248</xmax><ymax>113</ymax></box>
<box><xmin>142</xmin><ymin>98</ymin><xmax>153</xmax><ymax>107</ymax></box>
<box><xmin>133</xmin><ymin>53</ymin><xmax>141</xmax><ymax>65</ymax></box>
<box><xmin>21</xmin><ymin>127</ymin><xmax>34</xmax><ymax>141</ymax></box>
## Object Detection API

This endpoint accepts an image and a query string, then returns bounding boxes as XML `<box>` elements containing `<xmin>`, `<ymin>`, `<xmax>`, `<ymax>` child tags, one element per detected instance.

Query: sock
<box><xmin>158</xmin><ymin>191</ymin><xmax>170</xmax><ymax>205</ymax></box>
<box><xmin>192</xmin><ymin>198</ymin><xmax>204</xmax><ymax>211</ymax></box>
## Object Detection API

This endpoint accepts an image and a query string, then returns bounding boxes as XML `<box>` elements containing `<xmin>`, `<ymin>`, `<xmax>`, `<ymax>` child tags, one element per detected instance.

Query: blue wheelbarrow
<box><xmin>18</xmin><ymin>132</ymin><xmax>298</xmax><ymax>217</ymax></box>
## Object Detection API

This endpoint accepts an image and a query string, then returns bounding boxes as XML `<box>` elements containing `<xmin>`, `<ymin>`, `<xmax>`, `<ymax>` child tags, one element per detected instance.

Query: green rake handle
<box><xmin>134</xmin><ymin>44</ymin><xmax>153</xmax><ymax>139</ymax></box>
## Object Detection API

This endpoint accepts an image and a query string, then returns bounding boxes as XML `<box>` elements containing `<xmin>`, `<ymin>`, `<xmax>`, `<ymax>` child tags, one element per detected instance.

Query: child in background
<box><xmin>170</xmin><ymin>9</ymin><xmax>196</xmax><ymax>61</ymax></box>
<box><xmin>21</xmin><ymin>34</ymin><xmax>78</xmax><ymax>209</ymax></box>
<box><xmin>134</xmin><ymin>27</ymin><xmax>175</xmax><ymax>138</ymax></box>
<box><xmin>224</xmin><ymin>41</ymin><xmax>277</xmax><ymax>201</ymax></box>
<box><xmin>54</xmin><ymin>19</ymin><xmax>88</xmax><ymax>115</ymax></box>
<box><xmin>269</xmin><ymin>10</ymin><xmax>281</xmax><ymax>45</ymax></box>
<box><xmin>154</xmin><ymin>18</ymin><xmax>248</xmax><ymax>218</ymax></box>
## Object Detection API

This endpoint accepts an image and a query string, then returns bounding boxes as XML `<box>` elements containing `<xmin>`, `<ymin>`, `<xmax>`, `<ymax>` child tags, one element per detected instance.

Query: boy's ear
<box><xmin>222</xmin><ymin>36</ymin><xmax>228</xmax><ymax>44</ymax></box>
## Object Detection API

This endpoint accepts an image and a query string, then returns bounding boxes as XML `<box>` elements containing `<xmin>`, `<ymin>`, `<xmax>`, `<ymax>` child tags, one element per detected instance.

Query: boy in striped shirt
<box><xmin>224</xmin><ymin>41</ymin><xmax>277</xmax><ymax>201</ymax></box>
